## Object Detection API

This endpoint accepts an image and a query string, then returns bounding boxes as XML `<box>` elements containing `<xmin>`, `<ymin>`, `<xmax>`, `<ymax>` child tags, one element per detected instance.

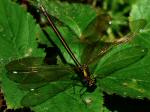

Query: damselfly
<box><xmin>5</xmin><ymin>4</ymin><xmax>148</xmax><ymax>107</ymax></box>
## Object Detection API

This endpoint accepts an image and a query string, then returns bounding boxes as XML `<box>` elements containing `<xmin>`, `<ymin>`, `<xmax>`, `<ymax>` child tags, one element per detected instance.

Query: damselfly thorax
<box><xmin>75</xmin><ymin>64</ymin><xmax>97</xmax><ymax>92</ymax></box>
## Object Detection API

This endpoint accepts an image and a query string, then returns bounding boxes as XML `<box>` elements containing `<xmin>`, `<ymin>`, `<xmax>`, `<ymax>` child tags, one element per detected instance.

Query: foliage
<box><xmin>0</xmin><ymin>0</ymin><xmax>150</xmax><ymax>112</ymax></box>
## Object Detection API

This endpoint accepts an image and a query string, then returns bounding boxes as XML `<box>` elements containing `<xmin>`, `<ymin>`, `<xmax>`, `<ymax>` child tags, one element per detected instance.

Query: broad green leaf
<box><xmin>130</xmin><ymin>0</ymin><xmax>150</xmax><ymax>48</ymax></box>
<box><xmin>130</xmin><ymin>0</ymin><xmax>150</xmax><ymax>22</ymax></box>
<box><xmin>0</xmin><ymin>1</ymin><xmax>44</xmax><ymax>59</ymax></box>
<box><xmin>0</xmin><ymin>0</ymin><xmax>45</xmax><ymax>109</ymax></box>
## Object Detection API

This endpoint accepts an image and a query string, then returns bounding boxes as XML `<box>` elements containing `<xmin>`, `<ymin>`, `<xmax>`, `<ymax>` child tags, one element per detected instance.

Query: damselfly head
<box><xmin>86</xmin><ymin>78</ymin><xmax>97</xmax><ymax>92</ymax></box>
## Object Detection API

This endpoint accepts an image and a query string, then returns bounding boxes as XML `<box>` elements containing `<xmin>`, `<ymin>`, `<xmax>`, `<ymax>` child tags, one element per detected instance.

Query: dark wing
<box><xmin>83</xmin><ymin>19</ymin><xmax>147</xmax><ymax>65</ymax></box>
<box><xmin>81</xmin><ymin>14</ymin><xmax>110</xmax><ymax>42</ymax></box>
<box><xmin>21</xmin><ymin>81</ymin><xmax>72</xmax><ymax>106</ymax></box>
<box><xmin>5</xmin><ymin>57</ymin><xmax>75</xmax><ymax>84</ymax></box>
<box><xmin>81</xmin><ymin>41</ymin><xmax>112</xmax><ymax>65</ymax></box>
<box><xmin>80</xmin><ymin>14</ymin><xmax>111</xmax><ymax>65</ymax></box>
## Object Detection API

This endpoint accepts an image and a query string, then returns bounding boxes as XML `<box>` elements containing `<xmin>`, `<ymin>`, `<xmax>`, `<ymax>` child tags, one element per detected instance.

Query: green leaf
<box><xmin>0</xmin><ymin>0</ymin><xmax>45</xmax><ymax>109</ymax></box>
<box><xmin>0</xmin><ymin>1</ymin><xmax>44</xmax><ymax>60</ymax></box>
<box><xmin>130</xmin><ymin>0</ymin><xmax>150</xmax><ymax>48</ymax></box>
<box><xmin>130</xmin><ymin>0</ymin><xmax>150</xmax><ymax>22</ymax></box>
